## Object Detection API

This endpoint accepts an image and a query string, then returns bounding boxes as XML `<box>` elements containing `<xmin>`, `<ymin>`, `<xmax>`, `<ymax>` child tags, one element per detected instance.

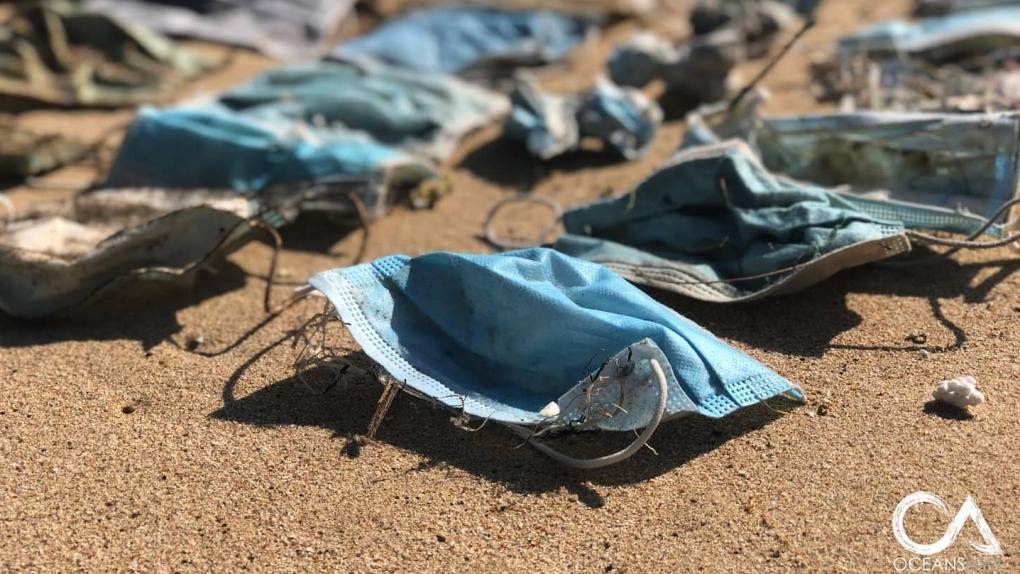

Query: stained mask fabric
<box><xmin>103</xmin><ymin>106</ymin><xmax>437</xmax><ymax>220</ymax></box>
<box><xmin>331</xmin><ymin>7</ymin><xmax>595</xmax><ymax>76</ymax></box>
<box><xmin>504</xmin><ymin>76</ymin><xmax>662</xmax><ymax>160</ymax></box>
<box><xmin>553</xmin><ymin>141</ymin><xmax>911</xmax><ymax>302</ymax></box>
<box><xmin>683</xmin><ymin>97</ymin><xmax>1020</xmax><ymax>229</ymax></box>
<box><xmin>104</xmin><ymin>61</ymin><xmax>506</xmax><ymax>213</ymax></box>
<box><xmin>81</xmin><ymin>0</ymin><xmax>355</xmax><ymax>61</ymax></box>
<box><xmin>0</xmin><ymin>0</ymin><xmax>210</xmax><ymax>108</ymax></box>
<box><xmin>308</xmin><ymin>248</ymin><xmax>801</xmax><ymax>436</ymax></box>
<box><xmin>0</xmin><ymin>189</ymin><xmax>264</xmax><ymax>318</ymax></box>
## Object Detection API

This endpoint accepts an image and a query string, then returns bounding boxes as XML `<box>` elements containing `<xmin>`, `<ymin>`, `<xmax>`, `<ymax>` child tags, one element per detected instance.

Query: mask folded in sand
<box><xmin>105</xmin><ymin>62</ymin><xmax>505</xmax><ymax>215</ymax></box>
<box><xmin>81</xmin><ymin>0</ymin><xmax>355</xmax><ymax>62</ymax></box>
<box><xmin>104</xmin><ymin>106</ymin><xmax>438</xmax><ymax>220</ymax></box>
<box><xmin>553</xmin><ymin>141</ymin><xmax>912</xmax><ymax>302</ymax></box>
<box><xmin>683</xmin><ymin>94</ymin><xmax>1020</xmax><ymax>230</ymax></box>
<box><xmin>0</xmin><ymin>189</ymin><xmax>264</xmax><ymax>318</ymax></box>
<box><xmin>309</xmin><ymin>248</ymin><xmax>801</xmax><ymax>467</ymax></box>
<box><xmin>331</xmin><ymin>7</ymin><xmax>595</xmax><ymax>76</ymax></box>
<box><xmin>504</xmin><ymin>76</ymin><xmax>662</xmax><ymax>160</ymax></box>
<box><xmin>0</xmin><ymin>0</ymin><xmax>210</xmax><ymax>108</ymax></box>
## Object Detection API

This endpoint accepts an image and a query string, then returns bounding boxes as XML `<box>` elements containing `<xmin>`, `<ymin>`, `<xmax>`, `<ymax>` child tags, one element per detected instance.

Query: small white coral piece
<box><xmin>933</xmin><ymin>376</ymin><xmax>985</xmax><ymax>409</ymax></box>
<box><xmin>539</xmin><ymin>401</ymin><xmax>561</xmax><ymax>418</ymax></box>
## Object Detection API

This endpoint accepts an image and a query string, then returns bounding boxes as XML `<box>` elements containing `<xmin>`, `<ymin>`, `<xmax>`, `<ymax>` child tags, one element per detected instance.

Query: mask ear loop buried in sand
<box><xmin>505</xmin><ymin>358</ymin><xmax>669</xmax><ymax>470</ymax></box>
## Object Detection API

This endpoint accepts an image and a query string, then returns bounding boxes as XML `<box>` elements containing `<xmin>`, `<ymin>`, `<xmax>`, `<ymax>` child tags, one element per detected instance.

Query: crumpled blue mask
<box><xmin>683</xmin><ymin>95</ymin><xmax>1020</xmax><ymax>232</ymax></box>
<box><xmin>504</xmin><ymin>76</ymin><xmax>662</xmax><ymax>160</ymax></box>
<box><xmin>104</xmin><ymin>61</ymin><xmax>506</xmax><ymax>217</ymax></box>
<box><xmin>331</xmin><ymin>7</ymin><xmax>594</xmax><ymax>75</ymax></box>
<box><xmin>103</xmin><ymin>106</ymin><xmax>437</xmax><ymax>219</ymax></box>
<box><xmin>553</xmin><ymin>141</ymin><xmax>912</xmax><ymax>302</ymax></box>
<box><xmin>309</xmin><ymin>248</ymin><xmax>801</xmax><ymax>466</ymax></box>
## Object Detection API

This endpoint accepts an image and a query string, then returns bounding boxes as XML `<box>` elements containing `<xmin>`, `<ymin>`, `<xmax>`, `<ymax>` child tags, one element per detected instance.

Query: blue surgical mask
<box><xmin>553</xmin><ymin>141</ymin><xmax>913</xmax><ymax>302</ymax></box>
<box><xmin>309</xmin><ymin>248</ymin><xmax>801</xmax><ymax>467</ymax></box>
<box><xmin>331</xmin><ymin>7</ymin><xmax>594</xmax><ymax>76</ymax></box>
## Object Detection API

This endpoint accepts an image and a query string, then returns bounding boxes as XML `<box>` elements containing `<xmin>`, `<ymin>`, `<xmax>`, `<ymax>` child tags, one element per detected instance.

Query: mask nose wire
<box><xmin>483</xmin><ymin>194</ymin><xmax>565</xmax><ymax>250</ymax></box>
<box><xmin>507</xmin><ymin>358</ymin><xmax>669</xmax><ymax>470</ymax></box>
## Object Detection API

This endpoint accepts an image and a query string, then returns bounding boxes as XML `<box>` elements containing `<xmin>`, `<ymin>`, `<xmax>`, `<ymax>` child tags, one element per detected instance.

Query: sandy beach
<box><xmin>1</xmin><ymin>0</ymin><xmax>1018</xmax><ymax>571</ymax></box>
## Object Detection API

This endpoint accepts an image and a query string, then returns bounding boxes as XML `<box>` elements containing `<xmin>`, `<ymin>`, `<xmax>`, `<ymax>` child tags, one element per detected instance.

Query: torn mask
<box><xmin>331</xmin><ymin>7</ymin><xmax>595</xmax><ymax>77</ymax></box>
<box><xmin>0</xmin><ymin>0</ymin><xmax>211</xmax><ymax>108</ymax></box>
<box><xmin>0</xmin><ymin>189</ymin><xmax>266</xmax><ymax>318</ymax></box>
<box><xmin>553</xmin><ymin>141</ymin><xmax>912</xmax><ymax>302</ymax></box>
<box><xmin>308</xmin><ymin>248</ymin><xmax>802</xmax><ymax>467</ymax></box>
<box><xmin>81</xmin><ymin>0</ymin><xmax>355</xmax><ymax>62</ymax></box>
<box><xmin>503</xmin><ymin>76</ymin><xmax>662</xmax><ymax>160</ymax></box>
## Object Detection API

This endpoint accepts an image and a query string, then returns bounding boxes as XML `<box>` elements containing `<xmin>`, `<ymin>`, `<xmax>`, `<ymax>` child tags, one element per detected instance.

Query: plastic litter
<box><xmin>307</xmin><ymin>248</ymin><xmax>803</xmax><ymax>468</ymax></box>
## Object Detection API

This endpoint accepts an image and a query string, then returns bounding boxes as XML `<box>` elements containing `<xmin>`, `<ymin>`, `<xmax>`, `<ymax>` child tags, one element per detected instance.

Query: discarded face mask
<box><xmin>0</xmin><ymin>188</ymin><xmax>267</xmax><ymax>318</ymax></box>
<box><xmin>0</xmin><ymin>127</ymin><xmax>89</xmax><ymax>179</ymax></box>
<box><xmin>103</xmin><ymin>106</ymin><xmax>439</xmax><ymax>221</ymax></box>
<box><xmin>106</xmin><ymin>60</ymin><xmax>506</xmax><ymax>181</ymax></box>
<box><xmin>683</xmin><ymin>93</ymin><xmax>1020</xmax><ymax>225</ymax></box>
<box><xmin>550</xmin><ymin>141</ymin><xmax>913</xmax><ymax>302</ymax></box>
<box><xmin>0</xmin><ymin>0</ymin><xmax>211</xmax><ymax>108</ymax></box>
<box><xmin>104</xmin><ymin>61</ymin><xmax>508</xmax><ymax>214</ymax></box>
<box><xmin>331</xmin><ymin>7</ymin><xmax>595</xmax><ymax>77</ymax></box>
<box><xmin>503</xmin><ymin>76</ymin><xmax>662</xmax><ymax>160</ymax></box>
<box><xmin>81</xmin><ymin>0</ymin><xmax>355</xmax><ymax>61</ymax></box>
<box><xmin>308</xmin><ymin>248</ymin><xmax>802</xmax><ymax>468</ymax></box>
<box><xmin>837</xmin><ymin>6</ymin><xmax>1020</xmax><ymax>64</ymax></box>
<box><xmin>607</xmin><ymin>28</ymin><xmax>742</xmax><ymax>108</ymax></box>
<box><xmin>488</xmin><ymin>140</ymin><xmax>1019</xmax><ymax>300</ymax></box>
<box><xmin>212</xmin><ymin>61</ymin><xmax>508</xmax><ymax>161</ymax></box>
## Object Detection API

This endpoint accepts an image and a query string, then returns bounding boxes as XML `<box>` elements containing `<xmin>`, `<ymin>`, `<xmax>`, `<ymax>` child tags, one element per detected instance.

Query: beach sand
<box><xmin>2</xmin><ymin>0</ymin><xmax>1018</xmax><ymax>571</ymax></box>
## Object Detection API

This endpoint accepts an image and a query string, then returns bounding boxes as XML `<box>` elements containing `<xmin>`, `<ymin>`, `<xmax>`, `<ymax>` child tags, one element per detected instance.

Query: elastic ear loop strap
<box><xmin>507</xmin><ymin>359</ymin><xmax>669</xmax><ymax>470</ymax></box>
<box><xmin>483</xmin><ymin>194</ymin><xmax>564</xmax><ymax>250</ymax></box>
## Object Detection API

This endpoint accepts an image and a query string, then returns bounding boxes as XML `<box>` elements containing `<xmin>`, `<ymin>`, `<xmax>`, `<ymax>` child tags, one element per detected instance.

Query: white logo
<box><xmin>892</xmin><ymin>492</ymin><xmax>1002</xmax><ymax>556</ymax></box>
